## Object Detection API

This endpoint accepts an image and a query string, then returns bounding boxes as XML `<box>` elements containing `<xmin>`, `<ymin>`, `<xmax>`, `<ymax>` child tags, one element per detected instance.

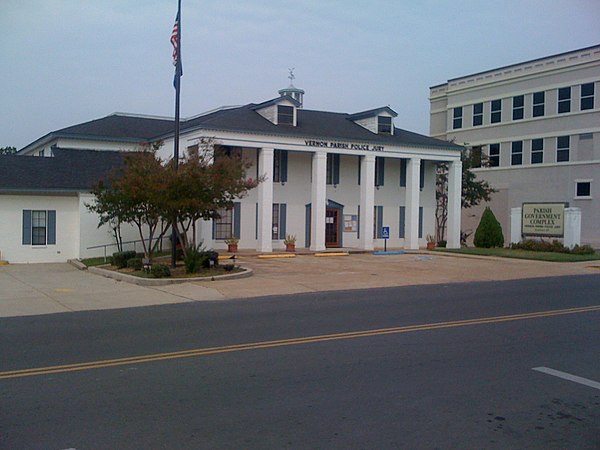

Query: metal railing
<box><xmin>86</xmin><ymin>236</ymin><xmax>172</xmax><ymax>262</ymax></box>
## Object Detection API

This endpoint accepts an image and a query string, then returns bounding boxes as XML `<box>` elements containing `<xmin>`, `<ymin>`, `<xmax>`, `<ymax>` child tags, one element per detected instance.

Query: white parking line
<box><xmin>533</xmin><ymin>366</ymin><xmax>600</xmax><ymax>391</ymax></box>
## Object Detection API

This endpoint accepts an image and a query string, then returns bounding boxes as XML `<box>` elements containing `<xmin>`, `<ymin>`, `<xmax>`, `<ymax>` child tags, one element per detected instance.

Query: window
<box><xmin>378</xmin><ymin>116</ymin><xmax>392</xmax><ymax>134</ymax></box>
<box><xmin>32</xmin><ymin>211</ymin><xmax>47</xmax><ymax>245</ymax></box>
<box><xmin>489</xmin><ymin>143</ymin><xmax>500</xmax><ymax>167</ymax></box>
<box><xmin>214</xmin><ymin>146</ymin><xmax>241</xmax><ymax>162</ymax></box>
<box><xmin>326</xmin><ymin>153</ymin><xmax>340</xmax><ymax>185</ymax></box>
<box><xmin>273</xmin><ymin>149</ymin><xmax>288</xmax><ymax>183</ymax></box>
<box><xmin>533</xmin><ymin>91</ymin><xmax>545</xmax><ymax>117</ymax></box>
<box><xmin>531</xmin><ymin>138</ymin><xmax>544</xmax><ymax>164</ymax></box>
<box><xmin>558</xmin><ymin>87</ymin><xmax>571</xmax><ymax>113</ymax></box>
<box><xmin>22</xmin><ymin>210</ymin><xmax>56</xmax><ymax>246</ymax></box>
<box><xmin>511</xmin><ymin>141</ymin><xmax>523</xmax><ymax>165</ymax></box>
<box><xmin>576</xmin><ymin>181</ymin><xmax>591</xmax><ymax>198</ymax></box>
<box><xmin>213</xmin><ymin>203</ymin><xmax>241</xmax><ymax>240</ymax></box>
<box><xmin>581</xmin><ymin>83</ymin><xmax>595</xmax><ymax>110</ymax></box>
<box><xmin>512</xmin><ymin>95</ymin><xmax>524</xmax><ymax>120</ymax></box>
<box><xmin>472</xmin><ymin>103</ymin><xmax>483</xmax><ymax>126</ymax></box>
<box><xmin>375</xmin><ymin>157</ymin><xmax>385</xmax><ymax>187</ymax></box>
<box><xmin>277</xmin><ymin>105</ymin><xmax>294</xmax><ymax>125</ymax></box>
<box><xmin>452</xmin><ymin>107</ymin><xmax>463</xmax><ymax>129</ymax></box>
<box><xmin>491</xmin><ymin>99</ymin><xmax>502</xmax><ymax>123</ymax></box>
<box><xmin>557</xmin><ymin>136</ymin><xmax>570</xmax><ymax>162</ymax></box>
<box><xmin>272</xmin><ymin>203</ymin><xmax>287</xmax><ymax>239</ymax></box>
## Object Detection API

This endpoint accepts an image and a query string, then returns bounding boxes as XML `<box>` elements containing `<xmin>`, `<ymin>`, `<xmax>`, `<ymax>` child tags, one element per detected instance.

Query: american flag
<box><xmin>171</xmin><ymin>11</ymin><xmax>180</xmax><ymax>67</ymax></box>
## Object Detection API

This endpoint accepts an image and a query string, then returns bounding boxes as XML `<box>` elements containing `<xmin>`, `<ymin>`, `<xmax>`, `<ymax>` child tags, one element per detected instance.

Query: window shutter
<box><xmin>357</xmin><ymin>205</ymin><xmax>360</xmax><ymax>239</ymax></box>
<box><xmin>375</xmin><ymin>205</ymin><xmax>383</xmax><ymax>238</ymax></box>
<box><xmin>22</xmin><ymin>210</ymin><xmax>32</xmax><ymax>245</ymax></box>
<box><xmin>279</xmin><ymin>204</ymin><xmax>287</xmax><ymax>239</ymax></box>
<box><xmin>333</xmin><ymin>154</ymin><xmax>340</xmax><ymax>185</ymax></box>
<box><xmin>418</xmin><ymin>207</ymin><xmax>423</xmax><ymax>239</ymax></box>
<box><xmin>400</xmin><ymin>159</ymin><xmax>407</xmax><ymax>187</ymax></box>
<box><xmin>212</xmin><ymin>216</ymin><xmax>216</xmax><ymax>240</ymax></box>
<box><xmin>255</xmin><ymin>203</ymin><xmax>258</xmax><ymax>240</ymax></box>
<box><xmin>281</xmin><ymin>150</ymin><xmax>288</xmax><ymax>183</ymax></box>
<box><xmin>233</xmin><ymin>202</ymin><xmax>241</xmax><ymax>239</ymax></box>
<box><xmin>399</xmin><ymin>206</ymin><xmax>405</xmax><ymax>238</ymax></box>
<box><xmin>419</xmin><ymin>161</ymin><xmax>425</xmax><ymax>190</ymax></box>
<box><xmin>305</xmin><ymin>204</ymin><xmax>311</xmax><ymax>248</ymax></box>
<box><xmin>375</xmin><ymin>157</ymin><xmax>385</xmax><ymax>186</ymax></box>
<box><xmin>357</xmin><ymin>156</ymin><xmax>361</xmax><ymax>185</ymax></box>
<box><xmin>47</xmin><ymin>210</ymin><xmax>56</xmax><ymax>245</ymax></box>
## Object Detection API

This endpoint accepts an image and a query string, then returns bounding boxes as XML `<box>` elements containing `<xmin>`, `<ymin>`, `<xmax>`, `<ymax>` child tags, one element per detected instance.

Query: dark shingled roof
<box><xmin>0</xmin><ymin>148</ymin><xmax>123</xmax><ymax>193</ymax></box>
<box><xmin>181</xmin><ymin>103</ymin><xmax>461</xmax><ymax>150</ymax></box>
<box><xmin>20</xmin><ymin>99</ymin><xmax>461</xmax><ymax>152</ymax></box>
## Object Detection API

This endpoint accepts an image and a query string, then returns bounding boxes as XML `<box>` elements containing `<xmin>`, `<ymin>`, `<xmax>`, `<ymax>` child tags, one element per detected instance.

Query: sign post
<box><xmin>381</xmin><ymin>226</ymin><xmax>390</xmax><ymax>252</ymax></box>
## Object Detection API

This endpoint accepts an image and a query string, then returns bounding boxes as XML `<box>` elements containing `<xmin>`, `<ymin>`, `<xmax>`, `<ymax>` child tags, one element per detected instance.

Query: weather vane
<box><xmin>288</xmin><ymin>68</ymin><xmax>295</xmax><ymax>84</ymax></box>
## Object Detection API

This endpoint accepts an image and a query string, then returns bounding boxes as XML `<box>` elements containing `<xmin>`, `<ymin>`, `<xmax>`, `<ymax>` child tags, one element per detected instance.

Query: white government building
<box><xmin>1</xmin><ymin>84</ymin><xmax>463</xmax><ymax>263</ymax></box>
<box><xmin>430</xmin><ymin>44</ymin><xmax>600</xmax><ymax>247</ymax></box>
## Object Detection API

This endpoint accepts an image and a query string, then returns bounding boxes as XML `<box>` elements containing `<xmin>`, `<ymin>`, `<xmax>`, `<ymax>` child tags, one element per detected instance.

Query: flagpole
<box><xmin>171</xmin><ymin>0</ymin><xmax>182</xmax><ymax>268</ymax></box>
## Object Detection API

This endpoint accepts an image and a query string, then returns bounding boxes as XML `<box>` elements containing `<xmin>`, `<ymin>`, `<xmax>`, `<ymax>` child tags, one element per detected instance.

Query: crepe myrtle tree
<box><xmin>88</xmin><ymin>139</ymin><xmax>261</xmax><ymax>262</ymax></box>
<box><xmin>435</xmin><ymin>145</ymin><xmax>496</xmax><ymax>244</ymax></box>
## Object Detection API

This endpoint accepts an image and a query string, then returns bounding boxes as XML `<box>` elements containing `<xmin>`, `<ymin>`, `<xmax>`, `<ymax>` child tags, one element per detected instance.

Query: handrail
<box><xmin>86</xmin><ymin>236</ymin><xmax>171</xmax><ymax>262</ymax></box>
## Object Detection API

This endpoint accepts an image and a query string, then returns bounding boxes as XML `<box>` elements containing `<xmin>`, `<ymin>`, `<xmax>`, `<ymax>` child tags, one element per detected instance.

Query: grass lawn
<box><xmin>80</xmin><ymin>256</ymin><xmax>112</xmax><ymax>266</ymax></box>
<box><xmin>434</xmin><ymin>247</ymin><xmax>600</xmax><ymax>262</ymax></box>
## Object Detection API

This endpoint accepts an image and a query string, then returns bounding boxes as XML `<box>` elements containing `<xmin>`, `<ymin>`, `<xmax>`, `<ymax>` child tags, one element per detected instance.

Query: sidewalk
<box><xmin>0</xmin><ymin>252</ymin><xmax>598</xmax><ymax>317</ymax></box>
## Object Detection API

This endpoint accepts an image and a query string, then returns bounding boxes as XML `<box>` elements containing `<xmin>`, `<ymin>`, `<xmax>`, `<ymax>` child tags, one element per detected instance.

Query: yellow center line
<box><xmin>2</xmin><ymin>304</ymin><xmax>599</xmax><ymax>380</ymax></box>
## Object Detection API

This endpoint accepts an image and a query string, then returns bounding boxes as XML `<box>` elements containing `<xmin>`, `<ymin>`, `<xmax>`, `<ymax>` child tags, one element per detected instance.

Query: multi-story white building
<box><xmin>2</xmin><ymin>85</ymin><xmax>463</xmax><ymax>263</ymax></box>
<box><xmin>430</xmin><ymin>45</ymin><xmax>600</xmax><ymax>247</ymax></box>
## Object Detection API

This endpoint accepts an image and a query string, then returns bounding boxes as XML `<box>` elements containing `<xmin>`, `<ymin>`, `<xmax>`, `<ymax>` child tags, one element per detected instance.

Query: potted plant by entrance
<box><xmin>224</xmin><ymin>236</ymin><xmax>239</xmax><ymax>253</ymax></box>
<box><xmin>426</xmin><ymin>234</ymin><xmax>436</xmax><ymax>250</ymax></box>
<box><xmin>284</xmin><ymin>234</ymin><xmax>296</xmax><ymax>252</ymax></box>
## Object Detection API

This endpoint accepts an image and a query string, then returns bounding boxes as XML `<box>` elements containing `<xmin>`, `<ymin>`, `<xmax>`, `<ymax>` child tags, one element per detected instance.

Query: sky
<box><xmin>1</xmin><ymin>0</ymin><xmax>599</xmax><ymax>149</ymax></box>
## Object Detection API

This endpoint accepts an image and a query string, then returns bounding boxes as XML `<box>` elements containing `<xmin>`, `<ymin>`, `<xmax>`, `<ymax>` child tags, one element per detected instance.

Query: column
<box><xmin>446</xmin><ymin>159</ymin><xmax>462</xmax><ymax>249</ymax></box>
<box><xmin>404</xmin><ymin>158</ymin><xmax>421</xmax><ymax>250</ymax></box>
<box><xmin>257</xmin><ymin>148</ymin><xmax>274</xmax><ymax>253</ymax></box>
<box><xmin>310</xmin><ymin>151</ymin><xmax>327</xmax><ymax>251</ymax></box>
<box><xmin>510</xmin><ymin>207</ymin><xmax>522</xmax><ymax>245</ymax></box>
<box><xmin>359</xmin><ymin>154</ymin><xmax>376</xmax><ymax>250</ymax></box>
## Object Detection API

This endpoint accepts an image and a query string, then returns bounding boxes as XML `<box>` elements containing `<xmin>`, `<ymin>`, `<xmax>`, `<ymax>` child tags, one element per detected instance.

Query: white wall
<box><xmin>0</xmin><ymin>194</ymin><xmax>80</xmax><ymax>263</ymax></box>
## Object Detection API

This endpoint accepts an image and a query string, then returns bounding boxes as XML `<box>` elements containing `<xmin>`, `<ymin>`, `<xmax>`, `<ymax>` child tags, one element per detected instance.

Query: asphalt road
<box><xmin>1</xmin><ymin>275</ymin><xmax>599</xmax><ymax>449</ymax></box>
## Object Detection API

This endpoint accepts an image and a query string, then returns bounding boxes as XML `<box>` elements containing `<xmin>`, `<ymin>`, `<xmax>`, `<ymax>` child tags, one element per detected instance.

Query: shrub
<box><xmin>151</xmin><ymin>264</ymin><xmax>171</xmax><ymax>278</ymax></box>
<box><xmin>570</xmin><ymin>244</ymin><xmax>596</xmax><ymax>255</ymax></box>
<box><xmin>473</xmin><ymin>207</ymin><xmax>504</xmax><ymax>248</ymax></box>
<box><xmin>184</xmin><ymin>246</ymin><xmax>205</xmax><ymax>274</ymax></box>
<box><xmin>437</xmin><ymin>240</ymin><xmax>447</xmax><ymax>248</ymax></box>
<box><xmin>126</xmin><ymin>257</ymin><xmax>143</xmax><ymax>270</ymax></box>
<box><xmin>113</xmin><ymin>250</ymin><xmax>137</xmax><ymax>269</ymax></box>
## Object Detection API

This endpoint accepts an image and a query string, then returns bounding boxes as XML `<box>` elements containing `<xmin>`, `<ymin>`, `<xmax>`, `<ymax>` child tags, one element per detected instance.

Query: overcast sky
<box><xmin>1</xmin><ymin>0</ymin><xmax>599</xmax><ymax>149</ymax></box>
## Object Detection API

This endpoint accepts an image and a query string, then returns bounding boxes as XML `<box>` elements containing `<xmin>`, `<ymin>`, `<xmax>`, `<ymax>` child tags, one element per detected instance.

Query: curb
<box><xmin>68</xmin><ymin>259</ymin><xmax>88</xmax><ymax>271</ymax></box>
<box><xmin>88</xmin><ymin>265</ymin><xmax>253</xmax><ymax>286</ymax></box>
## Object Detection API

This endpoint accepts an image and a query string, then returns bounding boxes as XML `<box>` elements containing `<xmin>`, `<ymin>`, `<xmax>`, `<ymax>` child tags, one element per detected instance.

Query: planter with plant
<box><xmin>426</xmin><ymin>234</ymin><xmax>436</xmax><ymax>250</ymax></box>
<box><xmin>284</xmin><ymin>234</ymin><xmax>296</xmax><ymax>252</ymax></box>
<box><xmin>224</xmin><ymin>236</ymin><xmax>239</xmax><ymax>253</ymax></box>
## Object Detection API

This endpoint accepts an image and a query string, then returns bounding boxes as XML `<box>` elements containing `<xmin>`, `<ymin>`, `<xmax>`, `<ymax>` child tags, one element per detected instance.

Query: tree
<box><xmin>88</xmin><ymin>139</ymin><xmax>261</xmax><ymax>261</ymax></box>
<box><xmin>473</xmin><ymin>207</ymin><xmax>504</xmax><ymax>248</ymax></box>
<box><xmin>162</xmin><ymin>139</ymin><xmax>261</xmax><ymax>255</ymax></box>
<box><xmin>0</xmin><ymin>146</ymin><xmax>17</xmax><ymax>155</ymax></box>
<box><xmin>435</xmin><ymin>146</ymin><xmax>496</xmax><ymax>243</ymax></box>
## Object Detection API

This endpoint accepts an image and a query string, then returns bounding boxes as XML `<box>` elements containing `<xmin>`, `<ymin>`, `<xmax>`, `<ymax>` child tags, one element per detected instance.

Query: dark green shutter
<box><xmin>418</xmin><ymin>207</ymin><xmax>423</xmax><ymax>238</ymax></box>
<box><xmin>255</xmin><ymin>203</ymin><xmax>258</xmax><ymax>240</ymax></box>
<box><xmin>333</xmin><ymin>154</ymin><xmax>340</xmax><ymax>185</ymax></box>
<box><xmin>357</xmin><ymin>156</ymin><xmax>361</xmax><ymax>185</ymax></box>
<box><xmin>305</xmin><ymin>204</ymin><xmax>311</xmax><ymax>248</ymax></box>
<box><xmin>357</xmin><ymin>205</ymin><xmax>360</xmax><ymax>239</ymax></box>
<box><xmin>233</xmin><ymin>202</ymin><xmax>241</xmax><ymax>239</ymax></box>
<box><xmin>375</xmin><ymin>157</ymin><xmax>385</xmax><ymax>186</ymax></box>
<box><xmin>22</xmin><ymin>210</ymin><xmax>32</xmax><ymax>245</ymax></box>
<box><xmin>375</xmin><ymin>205</ymin><xmax>383</xmax><ymax>238</ymax></box>
<box><xmin>419</xmin><ymin>161</ymin><xmax>425</xmax><ymax>190</ymax></box>
<box><xmin>281</xmin><ymin>150</ymin><xmax>288</xmax><ymax>183</ymax></box>
<box><xmin>47</xmin><ymin>210</ymin><xmax>56</xmax><ymax>245</ymax></box>
<box><xmin>400</xmin><ymin>159</ymin><xmax>407</xmax><ymax>187</ymax></box>
<box><xmin>279</xmin><ymin>204</ymin><xmax>287</xmax><ymax>239</ymax></box>
<box><xmin>399</xmin><ymin>206</ymin><xmax>405</xmax><ymax>238</ymax></box>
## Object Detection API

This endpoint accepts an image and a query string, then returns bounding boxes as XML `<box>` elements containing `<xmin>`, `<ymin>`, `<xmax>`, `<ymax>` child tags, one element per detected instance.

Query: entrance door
<box><xmin>325</xmin><ymin>208</ymin><xmax>340</xmax><ymax>247</ymax></box>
